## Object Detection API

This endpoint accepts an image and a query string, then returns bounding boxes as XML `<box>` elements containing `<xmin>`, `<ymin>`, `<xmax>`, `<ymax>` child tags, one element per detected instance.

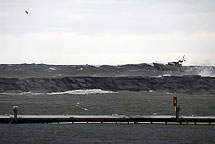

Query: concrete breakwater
<box><xmin>1</xmin><ymin>114</ymin><xmax>215</xmax><ymax>124</ymax></box>
<box><xmin>0</xmin><ymin>76</ymin><xmax>215</xmax><ymax>94</ymax></box>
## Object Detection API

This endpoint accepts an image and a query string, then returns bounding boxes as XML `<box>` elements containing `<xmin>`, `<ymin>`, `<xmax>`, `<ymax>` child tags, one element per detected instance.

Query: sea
<box><xmin>0</xmin><ymin>64</ymin><xmax>215</xmax><ymax>144</ymax></box>
<box><xmin>0</xmin><ymin>90</ymin><xmax>215</xmax><ymax>144</ymax></box>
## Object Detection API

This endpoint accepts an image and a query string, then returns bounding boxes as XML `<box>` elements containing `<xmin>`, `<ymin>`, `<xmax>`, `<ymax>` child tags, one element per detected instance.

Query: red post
<box><xmin>173</xmin><ymin>96</ymin><xmax>177</xmax><ymax>107</ymax></box>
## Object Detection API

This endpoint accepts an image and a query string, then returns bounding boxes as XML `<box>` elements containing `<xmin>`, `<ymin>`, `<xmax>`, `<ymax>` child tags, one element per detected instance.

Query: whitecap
<box><xmin>84</xmin><ymin>108</ymin><xmax>88</xmax><ymax>111</ymax></box>
<box><xmin>0</xmin><ymin>92</ymin><xmax>44</xmax><ymax>95</ymax></box>
<box><xmin>185</xmin><ymin>67</ymin><xmax>215</xmax><ymax>77</ymax></box>
<box><xmin>48</xmin><ymin>67</ymin><xmax>56</xmax><ymax>71</ymax></box>
<box><xmin>93</xmin><ymin>65</ymin><xmax>101</xmax><ymax>68</ymax></box>
<box><xmin>149</xmin><ymin>90</ymin><xmax>153</xmax><ymax>93</ymax></box>
<box><xmin>198</xmin><ymin>67</ymin><xmax>215</xmax><ymax>77</ymax></box>
<box><xmin>1</xmin><ymin>89</ymin><xmax>117</xmax><ymax>96</ymax></box>
<box><xmin>166</xmin><ymin>92</ymin><xmax>173</xmax><ymax>95</ymax></box>
<box><xmin>47</xmin><ymin>89</ymin><xmax>117</xmax><ymax>95</ymax></box>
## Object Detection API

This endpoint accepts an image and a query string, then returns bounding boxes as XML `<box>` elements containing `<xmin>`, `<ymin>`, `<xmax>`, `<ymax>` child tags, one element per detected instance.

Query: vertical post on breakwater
<box><xmin>13</xmin><ymin>106</ymin><xmax>18</xmax><ymax>123</ymax></box>
<box><xmin>176</xmin><ymin>106</ymin><xmax>181</xmax><ymax>122</ymax></box>
<box><xmin>173</xmin><ymin>96</ymin><xmax>181</xmax><ymax>122</ymax></box>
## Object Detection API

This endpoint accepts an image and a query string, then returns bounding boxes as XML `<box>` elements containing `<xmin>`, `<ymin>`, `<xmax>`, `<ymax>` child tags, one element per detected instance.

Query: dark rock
<box><xmin>0</xmin><ymin>76</ymin><xmax>214</xmax><ymax>94</ymax></box>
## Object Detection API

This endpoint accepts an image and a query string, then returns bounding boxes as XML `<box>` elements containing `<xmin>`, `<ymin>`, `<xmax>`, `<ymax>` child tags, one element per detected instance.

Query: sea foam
<box><xmin>186</xmin><ymin>67</ymin><xmax>215</xmax><ymax>77</ymax></box>
<box><xmin>198</xmin><ymin>67</ymin><xmax>215</xmax><ymax>77</ymax></box>
<box><xmin>47</xmin><ymin>89</ymin><xmax>117</xmax><ymax>95</ymax></box>
<box><xmin>0</xmin><ymin>92</ymin><xmax>43</xmax><ymax>95</ymax></box>
<box><xmin>0</xmin><ymin>89</ymin><xmax>117</xmax><ymax>95</ymax></box>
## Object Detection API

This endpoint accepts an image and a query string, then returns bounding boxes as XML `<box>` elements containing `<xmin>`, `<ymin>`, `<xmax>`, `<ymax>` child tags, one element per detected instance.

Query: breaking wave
<box><xmin>186</xmin><ymin>67</ymin><xmax>215</xmax><ymax>77</ymax></box>
<box><xmin>0</xmin><ymin>89</ymin><xmax>117</xmax><ymax>95</ymax></box>
<box><xmin>47</xmin><ymin>89</ymin><xmax>117</xmax><ymax>95</ymax></box>
<box><xmin>0</xmin><ymin>92</ymin><xmax>43</xmax><ymax>95</ymax></box>
<box><xmin>198</xmin><ymin>67</ymin><xmax>215</xmax><ymax>77</ymax></box>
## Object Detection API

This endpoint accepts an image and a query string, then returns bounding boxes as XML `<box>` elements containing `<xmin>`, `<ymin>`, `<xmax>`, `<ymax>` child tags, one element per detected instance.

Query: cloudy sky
<box><xmin>0</xmin><ymin>0</ymin><xmax>214</xmax><ymax>65</ymax></box>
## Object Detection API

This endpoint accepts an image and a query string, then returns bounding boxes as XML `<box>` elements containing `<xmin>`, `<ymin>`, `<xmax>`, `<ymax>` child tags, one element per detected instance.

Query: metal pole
<box><xmin>13</xmin><ymin>106</ymin><xmax>18</xmax><ymax>123</ymax></box>
<box><xmin>173</xmin><ymin>96</ymin><xmax>181</xmax><ymax>122</ymax></box>
<box><xmin>176</xmin><ymin>106</ymin><xmax>181</xmax><ymax>122</ymax></box>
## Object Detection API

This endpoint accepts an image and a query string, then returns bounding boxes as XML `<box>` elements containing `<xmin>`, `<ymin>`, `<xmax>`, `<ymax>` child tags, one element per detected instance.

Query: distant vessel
<box><xmin>153</xmin><ymin>55</ymin><xmax>186</xmax><ymax>71</ymax></box>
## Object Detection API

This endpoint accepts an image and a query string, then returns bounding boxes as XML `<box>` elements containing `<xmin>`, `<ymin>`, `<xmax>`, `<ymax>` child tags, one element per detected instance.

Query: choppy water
<box><xmin>1</xmin><ymin>91</ymin><xmax>214</xmax><ymax>115</ymax></box>
<box><xmin>1</xmin><ymin>64</ymin><xmax>215</xmax><ymax>143</ymax></box>
<box><xmin>1</xmin><ymin>64</ymin><xmax>215</xmax><ymax>78</ymax></box>
<box><xmin>0</xmin><ymin>124</ymin><xmax>215</xmax><ymax>144</ymax></box>
<box><xmin>0</xmin><ymin>91</ymin><xmax>215</xmax><ymax>143</ymax></box>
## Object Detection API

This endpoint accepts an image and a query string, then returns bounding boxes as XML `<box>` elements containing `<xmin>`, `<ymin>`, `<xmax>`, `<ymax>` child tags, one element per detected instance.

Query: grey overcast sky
<box><xmin>0</xmin><ymin>0</ymin><xmax>214</xmax><ymax>65</ymax></box>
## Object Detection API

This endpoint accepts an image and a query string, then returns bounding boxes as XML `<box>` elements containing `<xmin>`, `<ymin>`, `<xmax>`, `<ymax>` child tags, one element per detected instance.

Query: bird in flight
<box><xmin>25</xmin><ymin>11</ymin><xmax>28</xmax><ymax>14</ymax></box>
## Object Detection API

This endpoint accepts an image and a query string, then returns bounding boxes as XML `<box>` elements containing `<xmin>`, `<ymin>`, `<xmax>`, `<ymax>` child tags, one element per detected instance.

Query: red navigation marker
<box><xmin>173</xmin><ymin>96</ymin><xmax>177</xmax><ymax>107</ymax></box>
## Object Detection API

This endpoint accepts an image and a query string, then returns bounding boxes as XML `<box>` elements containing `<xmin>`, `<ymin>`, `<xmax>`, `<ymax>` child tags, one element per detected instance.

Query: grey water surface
<box><xmin>0</xmin><ymin>91</ymin><xmax>215</xmax><ymax>144</ymax></box>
